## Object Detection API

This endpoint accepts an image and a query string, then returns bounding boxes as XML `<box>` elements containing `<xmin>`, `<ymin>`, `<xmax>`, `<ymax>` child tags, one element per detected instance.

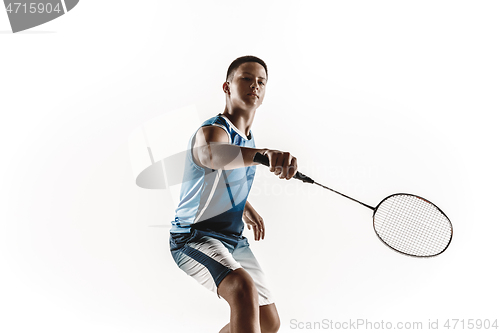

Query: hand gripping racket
<box><xmin>253</xmin><ymin>152</ymin><xmax>453</xmax><ymax>257</ymax></box>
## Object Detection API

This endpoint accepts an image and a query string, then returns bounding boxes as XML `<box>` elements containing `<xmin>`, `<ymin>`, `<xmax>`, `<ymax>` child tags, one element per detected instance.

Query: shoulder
<box><xmin>201</xmin><ymin>114</ymin><xmax>230</xmax><ymax>133</ymax></box>
<box><xmin>195</xmin><ymin>125</ymin><xmax>230</xmax><ymax>145</ymax></box>
<box><xmin>194</xmin><ymin>114</ymin><xmax>230</xmax><ymax>144</ymax></box>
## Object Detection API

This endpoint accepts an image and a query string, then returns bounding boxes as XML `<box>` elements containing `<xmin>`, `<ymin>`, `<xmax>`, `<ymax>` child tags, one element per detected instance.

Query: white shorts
<box><xmin>170</xmin><ymin>229</ymin><xmax>274</xmax><ymax>306</ymax></box>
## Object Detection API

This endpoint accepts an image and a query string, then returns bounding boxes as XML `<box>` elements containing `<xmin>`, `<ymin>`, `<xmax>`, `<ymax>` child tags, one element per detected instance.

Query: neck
<box><xmin>222</xmin><ymin>105</ymin><xmax>256</xmax><ymax>137</ymax></box>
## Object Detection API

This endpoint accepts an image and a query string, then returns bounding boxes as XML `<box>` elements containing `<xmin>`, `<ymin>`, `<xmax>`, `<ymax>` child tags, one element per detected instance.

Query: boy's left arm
<box><xmin>243</xmin><ymin>201</ymin><xmax>265</xmax><ymax>241</ymax></box>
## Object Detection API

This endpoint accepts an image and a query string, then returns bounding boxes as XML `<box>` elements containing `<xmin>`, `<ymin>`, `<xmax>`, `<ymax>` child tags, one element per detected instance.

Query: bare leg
<box><xmin>219</xmin><ymin>323</ymin><xmax>230</xmax><ymax>333</ymax></box>
<box><xmin>259</xmin><ymin>304</ymin><xmax>280</xmax><ymax>333</ymax></box>
<box><xmin>218</xmin><ymin>268</ymin><xmax>260</xmax><ymax>333</ymax></box>
<box><xmin>218</xmin><ymin>302</ymin><xmax>280</xmax><ymax>333</ymax></box>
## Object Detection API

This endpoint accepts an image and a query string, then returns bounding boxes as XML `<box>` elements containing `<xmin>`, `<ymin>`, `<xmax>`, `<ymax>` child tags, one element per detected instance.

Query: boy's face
<box><xmin>225</xmin><ymin>62</ymin><xmax>267</xmax><ymax>109</ymax></box>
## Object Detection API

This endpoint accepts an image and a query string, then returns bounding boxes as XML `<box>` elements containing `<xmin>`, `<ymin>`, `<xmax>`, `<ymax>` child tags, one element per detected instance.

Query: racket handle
<box><xmin>253</xmin><ymin>152</ymin><xmax>314</xmax><ymax>184</ymax></box>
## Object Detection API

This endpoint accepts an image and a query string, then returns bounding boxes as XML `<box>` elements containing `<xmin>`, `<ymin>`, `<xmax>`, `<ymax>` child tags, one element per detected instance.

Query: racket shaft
<box><xmin>253</xmin><ymin>152</ymin><xmax>374</xmax><ymax>209</ymax></box>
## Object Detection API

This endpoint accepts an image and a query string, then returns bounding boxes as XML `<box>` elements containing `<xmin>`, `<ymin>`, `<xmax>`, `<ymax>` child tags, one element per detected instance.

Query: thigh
<box><xmin>171</xmin><ymin>231</ymin><xmax>242</xmax><ymax>295</ymax></box>
<box><xmin>232</xmin><ymin>241</ymin><xmax>275</xmax><ymax>306</ymax></box>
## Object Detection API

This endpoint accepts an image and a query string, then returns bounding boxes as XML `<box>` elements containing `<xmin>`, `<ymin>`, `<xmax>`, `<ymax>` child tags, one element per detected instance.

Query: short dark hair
<box><xmin>226</xmin><ymin>55</ymin><xmax>268</xmax><ymax>82</ymax></box>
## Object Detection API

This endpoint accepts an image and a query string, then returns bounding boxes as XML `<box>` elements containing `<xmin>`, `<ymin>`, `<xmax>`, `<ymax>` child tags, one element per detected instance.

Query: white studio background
<box><xmin>1</xmin><ymin>1</ymin><xmax>499</xmax><ymax>332</ymax></box>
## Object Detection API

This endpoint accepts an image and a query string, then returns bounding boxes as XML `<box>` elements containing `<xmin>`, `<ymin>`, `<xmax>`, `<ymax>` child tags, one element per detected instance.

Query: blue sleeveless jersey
<box><xmin>171</xmin><ymin>114</ymin><xmax>256</xmax><ymax>236</ymax></box>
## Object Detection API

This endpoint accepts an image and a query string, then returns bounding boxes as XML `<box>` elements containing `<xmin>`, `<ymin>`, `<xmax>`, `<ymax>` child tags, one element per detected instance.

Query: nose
<box><xmin>250</xmin><ymin>79</ymin><xmax>259</xmax><ymax>90</ymax></box>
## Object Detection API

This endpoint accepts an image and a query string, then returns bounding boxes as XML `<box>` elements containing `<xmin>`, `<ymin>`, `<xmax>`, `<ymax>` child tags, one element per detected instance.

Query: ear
<box><xmin>222</xmin><ymin>81</ymin><xmax>230</xmax><ymax>94</ymax></box>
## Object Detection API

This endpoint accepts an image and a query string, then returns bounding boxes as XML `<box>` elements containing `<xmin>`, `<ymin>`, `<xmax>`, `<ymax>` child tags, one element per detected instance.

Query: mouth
<box><xmin>248</xmin><ymin>93</ymin><xmax>259</xmax><ymax>98</ymax></box>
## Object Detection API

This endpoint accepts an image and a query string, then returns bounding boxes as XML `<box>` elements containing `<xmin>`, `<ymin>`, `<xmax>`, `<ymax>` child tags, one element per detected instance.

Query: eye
<box><xmin>259</xmin><ymin>81</ymin><xmax>265</xmax><ymax>86</ymax></box>
<box><xmin>242</xmin><ymin>77</ymin><xmax>250</xmax><ymax>80</ymax></box>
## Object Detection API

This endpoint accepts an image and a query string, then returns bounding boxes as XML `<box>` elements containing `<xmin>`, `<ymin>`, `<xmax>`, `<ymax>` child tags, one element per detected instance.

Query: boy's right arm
<box><xmin>192</xmin><ymin>126</ymin><xmax>298</xmax><ymax>180</ymax></box>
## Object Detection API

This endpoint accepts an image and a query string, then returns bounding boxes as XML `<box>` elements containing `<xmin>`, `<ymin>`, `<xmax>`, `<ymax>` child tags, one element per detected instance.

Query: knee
<box><xmin>218</xmin><ymin>269</ymin><xmax>258</xmax><ymax>305</ymax></box>
<box><xmin>262</xmin><ymin>317</ymin><xmax>280</xmax><ymax>333</ymax></box>
<box><xmin>230</xmin><ymin>272</ymin><xmax>258</xmax><ymax>302</ymax></box>
<box><xmin>261</xmin><ymin>308</ymin><xmax>280</xmax><ymax>333</ymax></box>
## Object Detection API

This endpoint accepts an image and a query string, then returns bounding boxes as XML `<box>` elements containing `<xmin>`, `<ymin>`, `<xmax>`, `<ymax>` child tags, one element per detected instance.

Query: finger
<box><xmin>247</xmin><ymin>221</ymin><xmax>257</xmax><ymax>240</ymax></box>
<box><xmin>273</xmin><ymin>153</ymin><xmax>284</xmax><ymax>176</ymax></box>
<box><xmin>250</xmin><ymin>220</ymin><xmax>261</xmax><ymax>241</ymax></box>
<box><xmin>268</xmin><ymin>152</ymin><xmax>278</xmax><ymax>173</ymax></box>
<box><xmin>279</xmin><ymin>152</ymin><xmax>292</xmax><ymax>178</ymax></box>
<box><xmin>257</xmin><ymin>219</ymin><xmax>263</xmax><ymax>241</ymax></box>
<box><xmin>252</xmin><ymin>224</ymin><xmax>259</xmax><ymax>241</ymax></box>
<box><xmin>274</xmin><ymin>166</ymin><xmax>283</xmax><ymax>177</ymax></box>
<box><xmin>256</xmin><ymin>217</ymin><xmax>264</xmax><ymax>241</ymax></box>
<box><xmin>286</xmin><ymin>156</ymin><xmax>298</xmax><ymax>180</ymax></box>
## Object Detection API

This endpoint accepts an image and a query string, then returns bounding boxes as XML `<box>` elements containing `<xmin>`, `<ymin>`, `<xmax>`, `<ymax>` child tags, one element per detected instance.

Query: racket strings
<box><xmin>374</xmin><ymin>194</ymin><xmax>452</xmax><ymax>257</ymax></box>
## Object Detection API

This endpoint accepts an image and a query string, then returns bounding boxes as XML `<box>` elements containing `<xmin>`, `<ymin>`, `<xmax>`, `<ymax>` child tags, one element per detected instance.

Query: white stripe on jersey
<box><xmin>193</xmin><ymin>169</ymin><xmax>222</xmax><ymax>224</ymax></box>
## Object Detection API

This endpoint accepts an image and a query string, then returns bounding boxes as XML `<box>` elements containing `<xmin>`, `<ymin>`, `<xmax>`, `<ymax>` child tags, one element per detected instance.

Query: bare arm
<box><xmin>192</xmin><ymin>126</ymin><xmax>264</xmax><ymax>169</ymax></box>
<box><xmin>193</xmin><ymin>125</ymin><xmax>298</xmax><ymax>180</ymax></box>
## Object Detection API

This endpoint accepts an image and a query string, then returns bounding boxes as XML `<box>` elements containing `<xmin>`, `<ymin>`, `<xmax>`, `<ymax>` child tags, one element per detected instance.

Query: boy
<box><xmin>170</xmin><ymin>56</ymin><xmax>297</xmax><ymax>333</ymax></box>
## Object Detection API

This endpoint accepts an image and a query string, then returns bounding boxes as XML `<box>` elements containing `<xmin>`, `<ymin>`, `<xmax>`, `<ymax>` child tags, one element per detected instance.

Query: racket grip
<box><xmin>253</xmin><ymin>152</ymin><xmax>314</xmax><ymax>184</ymax></box>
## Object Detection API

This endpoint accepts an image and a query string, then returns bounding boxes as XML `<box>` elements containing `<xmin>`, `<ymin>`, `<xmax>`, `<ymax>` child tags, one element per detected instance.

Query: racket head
<box><xmin>373</xmin><ymin>193</ymin><xmax>453</xmax><ymax>257</ymax></box>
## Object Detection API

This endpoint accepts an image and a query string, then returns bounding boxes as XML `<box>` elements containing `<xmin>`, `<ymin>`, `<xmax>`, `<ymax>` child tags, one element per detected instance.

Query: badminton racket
<box><xmin>253</xmin><ymin>152</ymin><xmax>453</xmax><ymax>257</ymax></box>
